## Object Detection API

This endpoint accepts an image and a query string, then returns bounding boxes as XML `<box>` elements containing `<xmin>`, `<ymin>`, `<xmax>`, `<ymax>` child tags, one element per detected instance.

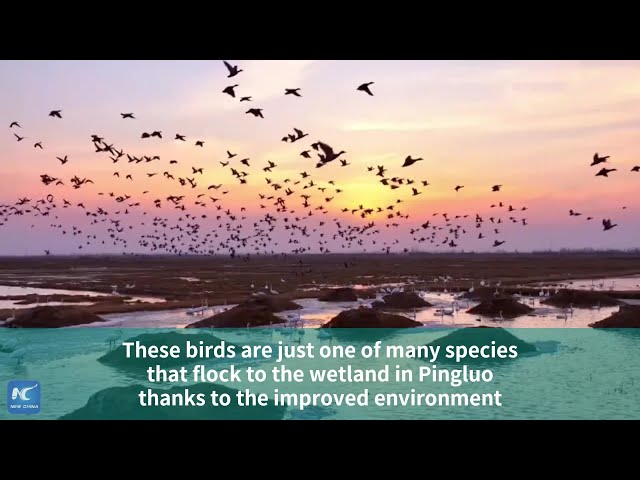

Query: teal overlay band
<box><xmin>1</xmin><ymin>328</ymin><xmax>639</xmax><ymax>420</ymax></box>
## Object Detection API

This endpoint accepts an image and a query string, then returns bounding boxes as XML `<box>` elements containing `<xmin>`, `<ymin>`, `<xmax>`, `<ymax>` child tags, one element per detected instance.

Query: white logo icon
<box><xmin>11</xmin><ymin>384</ymin><xmax>38</xmax><ymax>401</ymax></box>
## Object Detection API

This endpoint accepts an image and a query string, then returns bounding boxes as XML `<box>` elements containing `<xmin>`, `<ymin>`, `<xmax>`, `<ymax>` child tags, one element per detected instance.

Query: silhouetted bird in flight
<box><xmin>591</xmin><ymin>153</ymin><xmax>609</xmax><ymax>166</ymax></box>
<box><xmin>316</xmin><ymin>141</ymin><xmax>345</xmax><ymax>163</ymax></box>
<box><xmin>285</xmin><ymin>88</ymin><xmax>302</xmax><ymax>97</ymax></box>
<box><xmin>14</xmin><ymin>133</ymin><xmax>24</xmax><ymax>141</ymax></box>
<box><xmin>9</xmin><ymin>121</ymin><xmax>20</xmax><ymax>128</ymax></box>
<box><xmin>293</xmin><ymin>128</ymin><xmax>307</xmax><ymax>141</ymax></box>
<box><xmin>493</xmin><ymin>240</ymin><xmax>505</xmax><ymax>247</ymax></box>
<box><xmin>120</xmin><ymin>113</ymin><xmax>135</xmax><ymax>119</ymax></box>
<box><xmin>223</xmin><ymin>85</ymin><xmax>239</xmax><ymax>97</ymax></box>
<box><xmin>49</xmin><ymin>110</ymin><xmax>62</xmax><ymax>118</ymax></box>
<box><xmin>300</xmin><ymin>150</ymin><xmax>311</xmax><ymax>158</ymax></box>
<box><xmin>34</xmin><ymin>142</ymin><xmax>43</xmax><ymax>149</ymax></box>
<box><xmin>195</xmin><ymin>140</ymin><xmax>204</xmax><ymax>147</ymax></box>
<box><xmin>246</xmin><ymin>108</ymin><xmax>264</xmax><ymax>118</ymax></box>
<box><xmin>357</xmin><ymin>82</ymin><xmax>374</xmax><ymax>96</ymax></box>
<box><xmin>632</xmin><ymin>166</ymin><xmax>639</xmax><ymax>172</ymax></box>
<box><xmin>141</xmin><ymin>132</ymin><xmax>150</xmax><ymax>138</ymax></box>
<box><xmin>57</xmin><ymin>156</ymin><xmax>68</xmax><ymax>165</ymax></box>
<box><xmin>227</xmin><ymin>151</ymin><xmax>236</xmax><ymax>159</ymax></box>
<box><xmin>454</xmin><ymin>185</ymin><xmax>464</xmax><ymax>192</ymax></box>
<box><xmin>492</xmin><ymin>185</ymin><xmax>502</xmax><ymax>191</ymax></box>
<box><xmin>596</xmin><ymin>167</ymin><xmax>616</xmax><ymax>177</ymax></box>
<box><xmin>240</xmin><ymin>96</ymin><xmax>252</xmax><ymax>102</ymax></box>
<box><xmin>151</xmin><ymin>131</ymin><xmax>162</xmax><ymax>138</ymax></box>
<box><xmin>402</xmin><ymin>156</ymin><xmax>423</xmax><ymax>167</ymax></box>
<box><xmin>223</xmin><ymin>61</ymin><xmax>243</xmax><ymax>78</ymax></box>
<box><xmin>175</xmin><ymin>134</ymin><xmax>186</xmax><ymax>141</ymax></box>
<box><xmin>602</xmin><ymin>219</ymin><xmax>617</xmax><ymax>231</ymax></box>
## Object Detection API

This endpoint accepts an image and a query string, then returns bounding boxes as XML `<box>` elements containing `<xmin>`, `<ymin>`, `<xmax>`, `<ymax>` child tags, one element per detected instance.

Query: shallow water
<box><xmin>298</xmin><ymin>281</ymin><xmax>410</xmax><ymax>291</ymax></box>
<box><xmin>532</xmin><ymin>275</ymin><xmax>640</xmax><ymax>292</ymax></box>
<box><xmin>0</xmin><ymin>285</ymin><xmax>113</xmax><ymax>297</ymax></box>
<box><xmin>0</xmin><ymin>285</ymin><xmax>165</xmax><ymax>309</ymax></box>
<box><xmin>90</xmin><ymin>305</ymin><xmax>239</xmax><ymax>329</ymax></box>
<box><xmin>84</xmin><ymin>292</ymin><xmax>618</xmax><ymax>330</ymax></box>
<box><xmin>570</xmin><ymin>276</ymin><xmax>640</xmax><ymax>291</ymax></box>
<box><xmin>291</xmin><ymin>295</ymin><xmax>617</xmax><ymax>329</ymax></box>
<box><xmin>0</xmin><ymin>301</ymin><xmax>94</xmax><ymax>310</ymax></box>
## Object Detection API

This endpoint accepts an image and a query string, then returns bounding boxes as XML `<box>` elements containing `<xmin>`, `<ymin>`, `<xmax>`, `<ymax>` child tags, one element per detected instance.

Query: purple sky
<box><xmin>1</xmin><ymin>60</ymin><xmax>639</xmax><ymax>255</ymax></box>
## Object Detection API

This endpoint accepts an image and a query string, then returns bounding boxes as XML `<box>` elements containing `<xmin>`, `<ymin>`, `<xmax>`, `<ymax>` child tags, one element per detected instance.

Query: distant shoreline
<box><xmin>1</xmin><ymin>249</ymin><xmax>640</xmax><ymax>259</ymax></box>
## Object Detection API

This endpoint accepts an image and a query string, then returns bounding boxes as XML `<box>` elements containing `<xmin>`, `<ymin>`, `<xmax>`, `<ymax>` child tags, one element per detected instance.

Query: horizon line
<box><xmin>2</xmin><ymin>248</ymin><xmax>640</xmax><ymax>259</ymax></box>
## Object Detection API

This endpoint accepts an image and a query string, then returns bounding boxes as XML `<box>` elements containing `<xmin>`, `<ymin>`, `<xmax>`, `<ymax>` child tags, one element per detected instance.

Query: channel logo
<box><xmin>7</xmin><ymin>381</ymin><xmax>40</xmax><ymax>414</ymax></box>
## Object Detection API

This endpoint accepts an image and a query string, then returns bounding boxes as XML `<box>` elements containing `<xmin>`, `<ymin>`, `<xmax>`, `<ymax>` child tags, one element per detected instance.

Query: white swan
<box><xmin>441</xmin><ymin>304</ymin><xmax>455</xmax><ymax>315</ymax></box>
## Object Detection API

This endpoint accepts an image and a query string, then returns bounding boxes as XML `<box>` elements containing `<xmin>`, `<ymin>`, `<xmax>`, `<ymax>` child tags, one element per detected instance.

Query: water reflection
<box><xmin>0</xmin><ymin>284</ymin><xmax>165</xmax><ymax>310</ymax></box>
<box><xmin>531</xmin><ymin>275</ymin><xmax>640</xmax><ymax>292</ymax></box>
<box><xmin>89</xmin><ymin>292</ymin><xmax>618</xmax><ymax>330</ymax></box>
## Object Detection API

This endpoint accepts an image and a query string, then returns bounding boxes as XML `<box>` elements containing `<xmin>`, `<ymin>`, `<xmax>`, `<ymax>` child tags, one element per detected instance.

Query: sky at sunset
<box><xmin>1</xmin><ymin>60</ymin><xmax>639</xmax><ymax>255</ymax></box>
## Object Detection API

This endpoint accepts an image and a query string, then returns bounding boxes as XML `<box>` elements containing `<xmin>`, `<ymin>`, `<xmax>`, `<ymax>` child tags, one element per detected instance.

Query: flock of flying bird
<box><xmin>1</xmin><ymin>61</ymin><xmax>637</xmax><ymax>258</ymax></box>
<box><xmin>567</xmin><ymin>153</ymin><xmax>638</xmax><ymax>232</ymax></box>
